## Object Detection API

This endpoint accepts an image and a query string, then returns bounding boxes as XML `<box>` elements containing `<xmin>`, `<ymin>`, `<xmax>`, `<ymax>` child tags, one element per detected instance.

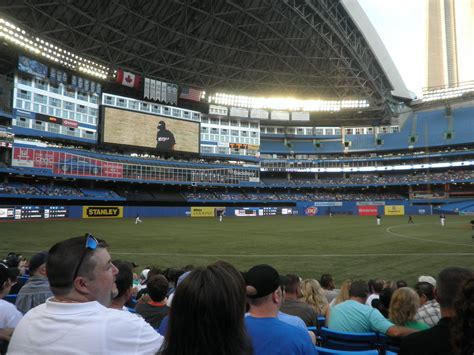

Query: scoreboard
<box><xmin>0</xmin><ymin>206</ymin><xmax>69</xmax><ymax>220</ymax></box>
<box><xmin>234</xmin><ymin>207</ymin><xmax>295</xmax><ymax>217</ymax></box>
<box><xmin>259</xmin><ymin>207</ymin><xmax>294</xmax><ymax>216</ymax></box>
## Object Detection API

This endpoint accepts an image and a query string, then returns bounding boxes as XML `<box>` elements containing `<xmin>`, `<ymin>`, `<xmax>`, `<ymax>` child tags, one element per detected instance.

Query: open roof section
<box><xmin>0</xmin><ymin>0</ymin><xmax>409</xmax><ymax>121</ymax></box>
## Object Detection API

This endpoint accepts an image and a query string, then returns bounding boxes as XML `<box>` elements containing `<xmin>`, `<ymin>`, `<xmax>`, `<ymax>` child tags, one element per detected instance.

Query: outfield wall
<box><xmin>0</xmin><ymin>200</ymin><xmax>443</xmax><ymax>221</ymax></box>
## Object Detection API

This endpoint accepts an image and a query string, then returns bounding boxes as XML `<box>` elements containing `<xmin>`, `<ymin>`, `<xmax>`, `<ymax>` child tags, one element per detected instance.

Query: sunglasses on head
<box><xmin>72</xmin><ymin>234</ymin><xmax>99</xmax><ymax>281</ymax></box>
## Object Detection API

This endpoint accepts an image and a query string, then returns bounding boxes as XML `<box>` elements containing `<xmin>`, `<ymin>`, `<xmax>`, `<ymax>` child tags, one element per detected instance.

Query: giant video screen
<box><xmin>101</xmin><ymin>107</ymin><xmax>200</xmax><ymax>153</ymax></box>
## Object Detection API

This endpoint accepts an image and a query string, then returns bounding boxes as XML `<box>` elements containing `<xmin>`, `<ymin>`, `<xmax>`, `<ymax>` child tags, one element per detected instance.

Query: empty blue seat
<box><xmin>319</xmin><ymin>327</ymin><xmax>383</xmax><ymax>351</ymax></box>
<box><xmin>315</xmin><ymin>346</ymin><xmax>379</xmax><ymax>354</ymax></box>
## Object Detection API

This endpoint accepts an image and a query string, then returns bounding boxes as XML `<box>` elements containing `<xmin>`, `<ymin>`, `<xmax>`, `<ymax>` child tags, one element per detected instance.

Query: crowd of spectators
<box><xmin>263</xmin><ymin>169</ymin><xmax>474</xmax><ymax>186</ymax></box>
<box><xmin>183</xmin><ymin>190</ymin><xmax>405</xmax><ymax>201</ymax></box>
<box><xmin>262</xmin><ymin>146</ymin><xmax>474</xmax><ymax>162</ymax></box>
<box><xmin>0</xmin><ymin>182</ymin><xmax>84</xmax><ymax>197</ymax></box>
<box><xmin>2</xmin><ymin>244</ymin><xmax>472</xmax><ymax>354</ymax></box>
<box><xmin>0</xmin><ymin>182</ymin><xmax>126</xmax><ymax>199</ymax></box>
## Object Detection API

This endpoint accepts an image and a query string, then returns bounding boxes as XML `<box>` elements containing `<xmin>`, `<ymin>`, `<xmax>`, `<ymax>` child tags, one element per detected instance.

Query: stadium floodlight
<box><xmin>422</xmin><ymin>80</ymin><xmax>474</xmax><ymax>102</ymax></box>
<box><xmin>0</xmin><ymin>16</ymin><xmax>109</xmax><ymax>80</ymax></box>
<box><xmin>208</xmin><ymin>92</ymin><xmax>370</xmax><ymax>112</ymax></box>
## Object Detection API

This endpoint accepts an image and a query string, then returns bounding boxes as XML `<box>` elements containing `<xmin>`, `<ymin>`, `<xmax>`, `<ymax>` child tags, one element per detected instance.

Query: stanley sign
<box><xmin>82</xmin><ymin>206</ymin><xmax>123</xmax><ymax>219</ymax></box>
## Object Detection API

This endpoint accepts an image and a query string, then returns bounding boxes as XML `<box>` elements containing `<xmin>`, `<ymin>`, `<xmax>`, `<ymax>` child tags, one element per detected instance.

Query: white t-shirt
<box><xmin>8</xmin><ymin>298</ymin><xmax>163</xmax><ymax>354</ymax></box>
<box><xmin>0</xmin><ymin>299</ymin><xmax>22</xmax><ymax>328</ymax></box>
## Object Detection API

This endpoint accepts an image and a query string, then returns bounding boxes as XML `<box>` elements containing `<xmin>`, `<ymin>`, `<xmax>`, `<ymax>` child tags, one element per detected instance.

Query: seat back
<box><xmin>319</xmin><ymin>327</ymin><xmax>382</xmax><ymax>351</ymax></box>
<box><xmin>378</xmin><ymin>334</ymin><xmax>401</xmax><ymax>353</ymax></box>
<box><xmin>315</xmin><ymin>346</ymin><xmax>379</xmax><ymax>354</ymax></box>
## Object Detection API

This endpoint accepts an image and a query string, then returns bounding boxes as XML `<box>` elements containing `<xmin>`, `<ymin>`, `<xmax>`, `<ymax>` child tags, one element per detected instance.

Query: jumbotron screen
<box><xmin>101</xmin><ymin>107</ymin><xmax>200</xmax><ymax>153</ymax></box>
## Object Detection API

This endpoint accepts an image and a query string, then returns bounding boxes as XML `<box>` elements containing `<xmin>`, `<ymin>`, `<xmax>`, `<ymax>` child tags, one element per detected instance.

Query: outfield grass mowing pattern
<box><xmin>1</xmin><ymin>215</ymin><xmax>473</xmax><ymax>285</ymax></box>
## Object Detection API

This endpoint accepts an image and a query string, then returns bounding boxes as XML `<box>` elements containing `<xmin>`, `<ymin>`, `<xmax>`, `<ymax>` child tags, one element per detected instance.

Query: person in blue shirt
<box><xmin>244</xmin><ymin>264</ymin><xmax>316</xmax><ymax>355</ymax></box>
<box><xmin>327</xmin><ymin>280</ymin><xmax>416</xmax><ymax>338</ymax></box>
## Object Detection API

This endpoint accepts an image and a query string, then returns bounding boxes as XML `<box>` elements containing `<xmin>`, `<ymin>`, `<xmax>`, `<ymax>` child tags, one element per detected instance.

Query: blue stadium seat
<box><xmin>315</xmin><ymin>346</ymin><xmax>378</xmax><ymax>354</ymax></box>
<box><xmin>317</xmin><ymin>315</ymin><xmax>326</xmax><ymax>330</ymax></box>
<box><xmin>319</xmin><ymin>327</ymin><xmax>382</xmax><ymax>352</ymax></box>
<box><xmin>4</xmin><ymin>294</ymin><xmax>17</xmax><ymax>302</ymax></box>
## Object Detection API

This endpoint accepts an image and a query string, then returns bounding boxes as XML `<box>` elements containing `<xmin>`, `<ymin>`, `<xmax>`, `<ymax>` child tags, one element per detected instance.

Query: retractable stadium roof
<box><xmin>0</xmin><ymin>0</ymin><xmax>411</xmax><ymax>122</ymax></box>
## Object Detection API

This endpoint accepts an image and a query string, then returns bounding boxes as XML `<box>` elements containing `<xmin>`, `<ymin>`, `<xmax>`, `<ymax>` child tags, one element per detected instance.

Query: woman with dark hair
<box><xmin>451</xmin><ymin>277</ymin><xmax>474</xmax><ymax>355</ymax></box>
<box><xmin>160</xmin><ymin>261</ymin><xmax>252</xmax><ymax>355</ymax></box>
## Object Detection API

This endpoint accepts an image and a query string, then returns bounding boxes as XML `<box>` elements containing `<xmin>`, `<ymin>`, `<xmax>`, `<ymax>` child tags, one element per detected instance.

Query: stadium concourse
<box><xmin>0</xmin><ymin>0</ymin><xmax>473</xmax><ymax>354</ymax></box>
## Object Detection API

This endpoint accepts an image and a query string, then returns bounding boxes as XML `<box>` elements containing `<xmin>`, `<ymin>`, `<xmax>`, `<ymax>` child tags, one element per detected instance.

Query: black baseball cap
<box><xmin>245</xmin><ymin>264</ymin><xmax>281</xmax><ymax>298</ymax></box>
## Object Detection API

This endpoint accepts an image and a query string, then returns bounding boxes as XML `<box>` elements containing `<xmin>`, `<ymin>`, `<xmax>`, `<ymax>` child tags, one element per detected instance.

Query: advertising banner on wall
<box><xmin>190</xmin><ymin>207</ymin><xmax>216</xmax><ymax>217</ymax></box>
<box><xmin>384</xmin><ymin>205</ymin><xmax>405</xmax><ymax>216</ymax></box>
<box><xmin>305</xmin><ymin>207</ymin><xmax>318</xmax><ymax>216</ymax></box>
<box><xmin>356</xmin><ymin>201</ymin><xmax>386</xmax><ymax>206</ymax></box>
<box><xmin>358</xmin><ymin>205</ymin><xmax>378</xmax><ymax>216</ymax></box>
<box><xmin>313</xmin><ymin>202</ymin><xmax>343</xmax><ymax>207</ymax></box>
<box><xmin>82</xmin><ymin>206</ymin><xmax>123</xmax><ymax>219</ymax></box>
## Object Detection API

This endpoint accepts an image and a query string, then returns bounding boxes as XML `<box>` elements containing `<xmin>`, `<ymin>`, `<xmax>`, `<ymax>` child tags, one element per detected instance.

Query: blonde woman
<box><xmin>389</xmin><ymin>287</ymin><xmax>430</xmax><ymax>330</ymax></box>
<box><xmin>330</xmin><ymin>279</ymin><xmax>352</xmax><ymax>307</ymax></box>
<box><xmin>301</xmin><ymin>279</ymin><xmax>328</xmax><ymax>316</ymax></box>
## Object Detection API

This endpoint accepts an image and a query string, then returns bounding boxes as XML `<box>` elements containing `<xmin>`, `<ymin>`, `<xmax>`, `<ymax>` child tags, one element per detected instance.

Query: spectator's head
<box><xmin>164</xmin><ymin>268</ymin><xmax>183</xmax><ymax>287</ymax></box>
<box><xmin>450</xmin><ymin>277</ymin><xmax>474</xmax><ymax>355</ymax></box>
<box><xmin>436</xmin><ymin>267</ymin><xmax>473</xmax><ymax>310</ymax></box>
<box><xmin>111</xmin><ymin>260</ymin><xmax>133</xmax><ymax>305</ymax></box>
<box><xmin>380</xmin><ymin>286</ymin><xmax>394</xmax><ymax>309</ymax></box>
<box><xmin>349</xmin><ymin>280</ymin><xmax>369</xmax><ymax>301</ymax></box>
<box><xmin>28</xmin><ymin>251</ymin><xmax>48</xmax><ymax>276</ymax></box>
<box><xmin>139</xmin><ymin>268</ymin><xmax>150</xmax><ymax>285</ymax></box>
<box><xmin>415</xmin><ymin>281</ymin><xmax>435</xmax><ymax>304</ymax></box>
<box><xmin>5</xmin><ymin>252</ymin><xmax>21</xmax><ymax>268</ymax></box>
<box><xmin>147</xmin><ymin>274</ymin><xmax>169</xmax><ymax>302</ymax></box>
<box><xmin>389</xmin><ymin>287</ymin><xmax>420</xmax><ymax>326</ymax></box>
<box><xmin>300</xmin><ymin>279</ymin><xmax>328</xmax><ymax>314</ymax></box>
<box><xmin>0</xmin><ymin>263</ymin><xmax>12</xmax><ymax>295</ymax></box>
<box><xmin>282</xmin><ymin>274</ymin><xmax>301</xmax><ymax>298</ymax></box>
<box><xmin>368</xmin><ymin>278</ymin><xmax>384</xmax><ymax>294</ymax></box>
<box><xmin>418</xmin><ymin>275</ymin><xmax>436</xmax><ymax>288</ymax></box>
<box><xmin>162</xmin><ymin>261</ymin><xmax>250</xmax><ymax>355</ymax></box>
<box><xmin>46</xmin><ymin>234</ymin><xmax>118</xmax><ymax>307</ymax></box>
<box><xmin>246</xmin><ymin>264</ymin><xmax>283</xmax><ymax>311</ymax></box>
<box><xmin>320</xmin><ymin>274</ymin><xmax>335</xmax><ymax>290</ymax></box>
<box><xmin>396</xmin><ymin>280</ymin><xmax>407</xmax><ymax>288</ymax></box>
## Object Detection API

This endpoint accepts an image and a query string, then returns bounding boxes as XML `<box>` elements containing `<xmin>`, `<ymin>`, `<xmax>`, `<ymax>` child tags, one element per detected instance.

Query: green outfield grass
<box><xmin>1</xmin><ymin>215</ymin><xmax>473</xmax><ymax>285</ymax></box>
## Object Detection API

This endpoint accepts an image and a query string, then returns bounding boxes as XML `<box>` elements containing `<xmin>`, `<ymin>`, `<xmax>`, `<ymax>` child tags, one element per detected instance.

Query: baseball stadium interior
<box><xmin>0</xmin><ymin>1</ymin><xmax>473</xmax><ymax>354</ymax></box>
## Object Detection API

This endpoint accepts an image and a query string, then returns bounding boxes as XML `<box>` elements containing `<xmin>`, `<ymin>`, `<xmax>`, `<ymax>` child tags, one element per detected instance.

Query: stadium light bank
<box><xmin>207</xmin><ymin>92</ymin><xmax>370</xmax><ymax>112</ymax></box>
<box><xmin>0</xmin><ymin>17</ymin><xmax>108</xmax><ymax>79</ymax></box>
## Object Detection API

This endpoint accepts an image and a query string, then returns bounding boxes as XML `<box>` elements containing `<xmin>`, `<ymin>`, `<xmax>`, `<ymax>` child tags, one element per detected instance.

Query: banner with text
<box><xmin>82</xmin><ymin>206</ymin><xmax>123</xmax><ymax>219</ymax></box>
<box><xmin>191</xmin><ymin>207</ymin><xmax>217</xmax><ymax>217</ymax></box>
<box><xmin>358</xmin><ymin>205</ymin><xmax>378</xmax><ymax>216</ymax></box>
<box><xmin>384</xmin><ymin>205</ymin><xmax>405</xmax><ymax>216</ymax></box>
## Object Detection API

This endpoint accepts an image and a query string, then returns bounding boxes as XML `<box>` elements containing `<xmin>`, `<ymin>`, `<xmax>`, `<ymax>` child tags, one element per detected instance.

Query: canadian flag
<box><xmin>116</xmin><ymin>69</ymin><xmax>141</xmax><ymax>89</ymax></box>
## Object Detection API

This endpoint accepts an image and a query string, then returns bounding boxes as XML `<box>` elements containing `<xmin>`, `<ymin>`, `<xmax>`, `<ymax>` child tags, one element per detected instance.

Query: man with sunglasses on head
<box><xmin>8</xmin><ymin>235</ymin><xmax>164</xmax><ymax>354</ymax></box>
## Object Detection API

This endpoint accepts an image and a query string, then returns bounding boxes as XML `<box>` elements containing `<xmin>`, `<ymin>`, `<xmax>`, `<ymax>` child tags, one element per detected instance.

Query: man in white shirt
<box><xmin>0</xmin><ymin>263</ymin><xmax>22</xmax><ymax>345</ymax></box>
<box><xmin>8</xmin><ymin>234</ymin><xmax>163</xmax><ymax>354</ymax></box>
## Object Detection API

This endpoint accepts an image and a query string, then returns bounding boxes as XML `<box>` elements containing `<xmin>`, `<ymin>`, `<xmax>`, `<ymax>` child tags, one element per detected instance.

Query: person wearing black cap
<box><xmin>15</xmin><ymin>251</ymin><xmax>53</xmax><ymax>314</ymax></box>
<box><xmin>156</xmin><ymin>121</ymin><xmax>176</xmax><ymax>151</ymax></box>
<box><xmin>244</xmin><ymin>264</ymin><xmax>316</xmax><ymax>355</ymax></box>
<box><xmin>0</xmin><ymin>263</ymin><xmax>23</xmax><ymax>345</ymax></box>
